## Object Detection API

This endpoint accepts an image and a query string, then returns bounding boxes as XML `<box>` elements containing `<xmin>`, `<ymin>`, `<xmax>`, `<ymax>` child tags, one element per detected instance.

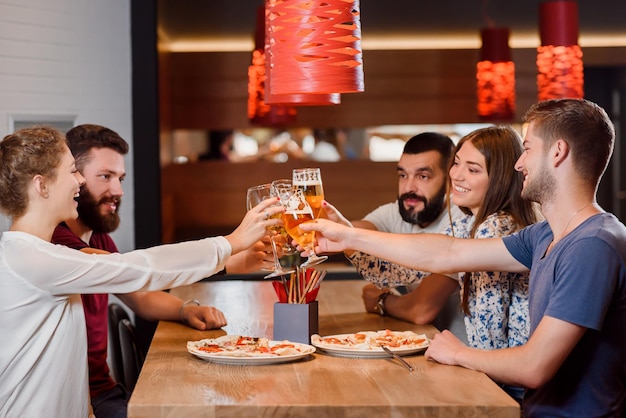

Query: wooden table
<box><xmin>128</xmin><ymin>279</ymin><xmax>520</xmax><ymax>417</ymax></box>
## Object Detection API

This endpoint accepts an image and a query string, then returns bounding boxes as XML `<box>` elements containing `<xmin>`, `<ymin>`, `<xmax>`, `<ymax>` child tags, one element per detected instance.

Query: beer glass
<box><xmin>246</xmin><ymin>184</ymin><xmax>295</xmax><ymax>278</ymax></box>
<box><xmin>282</xmin><ymin>189</ymin><xmax>328</xmax><ymax>267</ymax></box>
<box><xmin>270</xmin><ymin>179</ymin><xmax>297</xmax><ymax>255</ymax></box>
<box><xmin>292</xmin><ymin>168</ymin><xmax>324</xmax><ymax>218</ymax></box>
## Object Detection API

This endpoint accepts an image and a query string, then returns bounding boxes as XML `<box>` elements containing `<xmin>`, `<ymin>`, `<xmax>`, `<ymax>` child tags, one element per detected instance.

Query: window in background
<box><xmin>9</xmin><ymin>114</ymin><xmax>76</xmax><ymax>133</ymax></box>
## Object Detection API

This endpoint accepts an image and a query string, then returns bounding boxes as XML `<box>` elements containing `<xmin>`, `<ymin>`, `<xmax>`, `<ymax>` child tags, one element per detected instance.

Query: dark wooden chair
<box><xmin>107</xmin><ymin>303</ymin><xmax>130</xmax><ymax>385</ymax></box>
<box><xmin>118</xmin><ymin>318</ymin><xmax>145</xmax><ymax>392</ymax></box>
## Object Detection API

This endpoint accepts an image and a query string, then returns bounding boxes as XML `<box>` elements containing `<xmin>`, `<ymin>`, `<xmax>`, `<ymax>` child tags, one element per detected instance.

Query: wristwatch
<box><xmin>376</xmin><ymin>292</ymin><xmax>391</xmax><ymax>316</ymax></box>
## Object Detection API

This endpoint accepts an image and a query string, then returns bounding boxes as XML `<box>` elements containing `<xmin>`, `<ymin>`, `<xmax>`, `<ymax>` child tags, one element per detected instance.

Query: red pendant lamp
<box><xmin>265</xmin><ymin>0</ymin><xmax>364</xmax><ymax>97</ymax></box>
<box><xmin>263</xmin><ymin>2</ymin><xmax>340</xmax><ymax>106</ymax></box>
<box><xmin>248</xmin><ymin>7</ymin><xmax>297</xmax><ymax>126</ymax></box>
<box><xmin>537</xmin><ymin>0</ymin><xmax>583</xmax><ymax>100</ymax></box>
<box><xmin>476</xmin><ymin>27</ymin><xmax>515</xmax><ymax>120</ymax></box>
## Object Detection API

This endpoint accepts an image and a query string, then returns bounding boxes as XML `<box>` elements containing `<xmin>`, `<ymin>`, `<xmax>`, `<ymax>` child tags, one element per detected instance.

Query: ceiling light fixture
<box><xmin>537</xmin><ymin>0</ymin><xmax>583</xmax><ymax>100</ymax></box>
<box><xmin>477</xmin><ymin>27</ymin><xmax>515</xmax><ymax>120</ymax></box>
<box><xmin>248</xmin><ymin>6</ymin><xmax>297</xmax><ymax>126</ymax></box>
<box><xmin>265</xmin><ymin>0</ymin><xmax>364</xmax><ymax>96</ymax></box>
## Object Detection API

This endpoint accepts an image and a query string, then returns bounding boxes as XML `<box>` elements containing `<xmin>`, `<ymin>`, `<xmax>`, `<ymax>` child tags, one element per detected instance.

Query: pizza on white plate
<box><xmin>311</xmin><ymin>329</ymin><xmax>429</xmax><ymax>352</ymax></box>
<box><xmin>187</xmin><ymin>335</ymin><xmax>315</xmax><ymax>358</ymax></box>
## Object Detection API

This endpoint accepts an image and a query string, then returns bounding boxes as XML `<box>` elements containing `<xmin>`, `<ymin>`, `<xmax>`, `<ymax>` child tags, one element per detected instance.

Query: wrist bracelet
<box><xmin>179</xmin><ymin>299</ymin><xmax>200</xmax><ymax>324</ymax></box>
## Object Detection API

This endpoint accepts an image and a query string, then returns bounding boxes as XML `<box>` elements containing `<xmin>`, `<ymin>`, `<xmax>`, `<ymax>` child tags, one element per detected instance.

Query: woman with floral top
<box><xmin>345</xmin><ymin>126</ymin><xmax>540</xmax><ymax>402</ymax></box>
<box><xmin>447</xmin><ymin>126</ymin><xmax>539</xmax><ymax>351</ymax></box>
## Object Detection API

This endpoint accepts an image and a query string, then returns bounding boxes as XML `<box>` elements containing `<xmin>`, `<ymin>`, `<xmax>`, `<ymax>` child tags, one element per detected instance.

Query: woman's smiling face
<box><xmin>449</xmin><ymin>140</ymin><xmax>489</xmax><ymax>215</ymax></box>
<box><xmin>47</xmin><ymin>145</ymin><xmax>86</xmax><ymax>224</ymax></box>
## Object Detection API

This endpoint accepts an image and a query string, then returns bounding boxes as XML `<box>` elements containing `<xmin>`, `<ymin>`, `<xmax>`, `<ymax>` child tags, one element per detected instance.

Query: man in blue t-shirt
<box><xmin>301</xmin><ymin>98</ymin><xmax>626</xmax><ymax>417</ymax></box>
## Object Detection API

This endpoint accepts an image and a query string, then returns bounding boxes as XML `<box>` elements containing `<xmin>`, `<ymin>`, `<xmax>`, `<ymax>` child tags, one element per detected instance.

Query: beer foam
<box><xmin>292</xmin><ymin>180</ymin><xmax>322</xmax><ymax>186</ymax></box>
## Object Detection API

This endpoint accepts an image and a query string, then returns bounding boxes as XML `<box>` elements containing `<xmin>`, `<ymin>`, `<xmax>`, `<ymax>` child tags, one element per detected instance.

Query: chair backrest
<box><xmin>118</xmin><ymin>318</ymin><xmax>146</xmax><ymax>392</ymax></box>
<box><xmin>107</xmin><ymin>303</ymin><xmax>130</xmax><ymax>384</ymax></box>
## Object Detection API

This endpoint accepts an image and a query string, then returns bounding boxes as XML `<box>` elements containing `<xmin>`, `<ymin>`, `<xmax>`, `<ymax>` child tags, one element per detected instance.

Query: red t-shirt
<box><xmin>52</xmin><ymin>223</ymin><xmax>119</xmax><ymax>398</ymax></box>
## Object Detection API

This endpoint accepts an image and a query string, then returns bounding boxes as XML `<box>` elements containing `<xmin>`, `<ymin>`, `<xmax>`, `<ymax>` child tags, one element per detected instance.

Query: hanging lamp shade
<box><xmin>248</xmin><ymin>7</ymin><xmax>297</xmax><ymax>126</ymax></box>
<box><xmin>537</xmin><ymin>0</ymin><xmax>583</xmax><ymax>100</ymax></box>
<box><xmin>476</xmin><ymin>27</ymin><xmax>515</xmax><ymax>120</ymax></box>
<box><xmin>266</xmin><ymin>0</ymin><xmax>364</xmax><ymax>96</ymax></box>
<box><xmin>264</xmin><ymin>2</ymin><xmax>340</xmax><ymax>106</ymax></box>
<box><xmin>264</xmin><ymin>49</ymin><xmax>341</xmax><ymax>106</ymax></box>
<box><xmin>248</xmin><ymin>50</ymin><xmax>298</xmax><ymax>125</ymax></box>
<box><xmin>265</xmin><ymin>79</ymin><xmax>341</xmax><ymax>105</ymax></box>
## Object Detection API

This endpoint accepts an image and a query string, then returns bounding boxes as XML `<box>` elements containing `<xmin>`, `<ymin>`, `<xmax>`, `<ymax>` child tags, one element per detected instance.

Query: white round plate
<box><xmin>311</xmin><ymin>332</ymin><xmax>429</xmax><ymax>358</ymax></box>
<box><xmin>187</xmin><ymin>340</ymin><xmax>316</xmax><ymax>365</ymax></box>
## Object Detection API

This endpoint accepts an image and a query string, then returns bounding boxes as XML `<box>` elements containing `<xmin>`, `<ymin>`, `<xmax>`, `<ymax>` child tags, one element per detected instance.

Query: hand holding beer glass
<box><xmin>282</xmin><ymin>189</ymin><xmax>328</xmax><ymax>267</ymax></box>
<box><xmin>246</xmin><ymin>184</ymin><xmax>295</xmax><ymax>278</ymax></box>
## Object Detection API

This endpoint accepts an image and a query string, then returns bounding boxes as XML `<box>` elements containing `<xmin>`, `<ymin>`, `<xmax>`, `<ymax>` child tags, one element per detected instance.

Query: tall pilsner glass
<box><xmin>282</xmin><ymin>189</ymin><xmax>328</xmax><ymax>267</ymax></box>
<box><xmin>292</xmin><ymin>168</ymin><xmax>324</xmax><ymax>218</ymax></box>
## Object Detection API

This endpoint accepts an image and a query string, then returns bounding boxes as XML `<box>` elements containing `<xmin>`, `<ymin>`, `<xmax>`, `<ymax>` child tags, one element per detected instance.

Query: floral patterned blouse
<box><xmin>348</xmin><ymin>211</ymin><xmax>530</xmax><ymax>350</ymax></box>
<box><xmin>445</xmin><ymin>212</ymin><xmax>529</xmax><ymax>349</ymax></box>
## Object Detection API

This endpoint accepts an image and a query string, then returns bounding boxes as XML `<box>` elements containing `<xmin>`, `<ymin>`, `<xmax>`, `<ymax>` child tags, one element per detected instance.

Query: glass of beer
<box><xmin>282</xmin><ymin>189</ymin><xmax>328</xmax><ymax>267</ymax></box>
<box><xmin>270</xmin><ymin>179</ymin><xmax>297</xmax><ymax>255</ymax></box>
<box><xmin>292</xmin><ymin>168</ymin><xmax>324</xmax><ymax>218</ymax></box>
<box><xmin>246</xmin><ymin>184</ymin><xmax>295</xmax><ymax>278</ymax></box>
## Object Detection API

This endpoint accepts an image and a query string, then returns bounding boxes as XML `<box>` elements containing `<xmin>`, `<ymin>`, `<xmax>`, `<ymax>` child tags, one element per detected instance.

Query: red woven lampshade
<box><xmin>265</xmin><ymin>82</ymin><xmax>341</xmax><ymax>106</ymax></box>
<box><xmin>264</xmin><ymin>53</ymin><xmax>341</xmax><ymax>106</ymax></box>
<box><xmin>266</xmin><ymin>0</ymin><xmax>364</xmax><ymax>96</ymax></box>
<box><xmin>248</xmin><ymin>7</ymin><xmax>297</xmax><ymax>126</ymax></box>
<box><xmin>476</xmin><ymin>27</ymin><xmax>515</xmax><ymax>120</ymax></box>
<box><xmin>537</xmin><ymin>0</ymin><xmax>583</xmax><ymax>100</ymax></box>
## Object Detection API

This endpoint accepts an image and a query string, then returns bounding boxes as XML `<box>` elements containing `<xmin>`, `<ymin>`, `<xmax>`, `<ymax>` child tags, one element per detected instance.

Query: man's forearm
<box><xmin>117</xmin><ymin>291</ymin><xmax>183</xmax><ymax>322</ymax></box>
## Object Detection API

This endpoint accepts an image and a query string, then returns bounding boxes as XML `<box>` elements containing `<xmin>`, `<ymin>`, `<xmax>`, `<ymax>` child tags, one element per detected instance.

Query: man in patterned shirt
<box><xmin>327</xmin><ymin>132</ymin><xmax>466</xmax><ymax>341</ymax></box>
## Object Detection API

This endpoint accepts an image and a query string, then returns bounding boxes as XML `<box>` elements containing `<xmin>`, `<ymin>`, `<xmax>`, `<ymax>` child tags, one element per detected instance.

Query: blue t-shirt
<box><xmin>503</xmin><ymin>213</ymin><xmax>626</xmax><ymax>417</ymax></box>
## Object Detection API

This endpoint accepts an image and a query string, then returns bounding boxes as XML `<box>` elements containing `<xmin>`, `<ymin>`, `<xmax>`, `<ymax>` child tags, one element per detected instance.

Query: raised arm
<box><xmin>80</xmin><ymin>248</ymin><xmax>228</xmax><ymax>330</ymax></box>
<box><xmin>300</xmin><ymin>218</ymin><xmax>527</xmax><ymax>275</ymax></box>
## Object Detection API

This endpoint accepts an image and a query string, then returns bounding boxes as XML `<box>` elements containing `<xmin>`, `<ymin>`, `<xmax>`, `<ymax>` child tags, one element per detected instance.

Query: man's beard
<box><xmin>76</xmin><ymin>187</ymin><xmax>121</xmax><ymax>234</ymax></box>
<box><xmin>520</xmin><ymin>159</ymin><xmax>555</xmax><ymax>205</ymax></box>
<box><xmin>398</xmin><ymin>187</ymin><xmax>446</xmax><ymax>226</ymax></box>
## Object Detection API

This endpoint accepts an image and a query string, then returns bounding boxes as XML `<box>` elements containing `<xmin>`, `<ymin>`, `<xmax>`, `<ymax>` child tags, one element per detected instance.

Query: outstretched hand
<box><xmin>298</xmin><ymin>218</ymin><xmax>354</xmax><ymax>254</ymax></box>
<box><xmin>226</xmin><ymin>198</ymin><xmax>284</xmax><ymax>254</ymax></box>
<box><xmin>320</xmin><ymin>201</ymin><xmax>353</xmax><ymax>227</ymax></box>
<box><xmin>226</xmin><ymin>237</ymin><xmax>275</xmax><ymax>273</ymax></box>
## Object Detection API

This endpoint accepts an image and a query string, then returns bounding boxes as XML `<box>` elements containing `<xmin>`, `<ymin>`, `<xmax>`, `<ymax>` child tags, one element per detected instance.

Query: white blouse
<box><xmin>0</xmin><ymin>231</ymin><xmax>231</xmax><ymax>417</ymax></box>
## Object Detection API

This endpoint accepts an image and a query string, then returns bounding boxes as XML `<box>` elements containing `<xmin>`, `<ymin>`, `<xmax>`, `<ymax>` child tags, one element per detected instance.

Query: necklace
<box><xmin>553</xmin><ymin>203</ymin><xmax>594</xmax><ymax>244</ymax></box>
